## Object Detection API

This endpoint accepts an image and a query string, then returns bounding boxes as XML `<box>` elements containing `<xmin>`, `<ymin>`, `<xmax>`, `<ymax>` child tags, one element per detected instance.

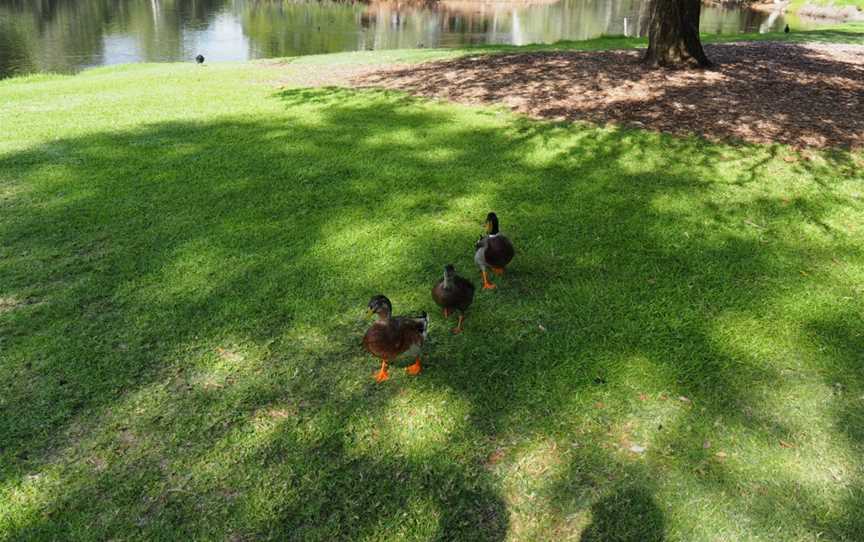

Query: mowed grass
<box><xmin>788</xmin><ymin>0</ymin><xmax>864</xmax><ymax>12</ymax></box>
<box><xmin>1</xmin><ymin>29</ymin><xmax>864</xmax><ymax>541</ymax></box>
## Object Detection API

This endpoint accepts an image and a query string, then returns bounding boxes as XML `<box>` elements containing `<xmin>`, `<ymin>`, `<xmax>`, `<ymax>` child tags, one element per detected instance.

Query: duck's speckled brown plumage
<box><xmin>432</xmin><ymin>265</ymin><xmax>475</xmax><ymax>334</ymax></box>
<box><xmin>432</xmin><ymin>272</ymin><xmax>475</xmax><ymax>313</ymax></box>
<box><xmin>363</xmin><ymin>295</ymin><xmax>428</xmax><ymax>381</ymax></box>
<box><xmin>363</xmin><ymin>315</ymin><xmax>428</xmax><ymax>360</ymax></box>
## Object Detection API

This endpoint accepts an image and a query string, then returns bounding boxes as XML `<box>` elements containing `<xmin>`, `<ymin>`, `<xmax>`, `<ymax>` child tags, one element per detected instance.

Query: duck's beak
<box><xmin>484</xmin><ymin>221</ymin><xmax>492</xmax><ymax>233</ymax></box>
<box><xmin>366</xmin><ymin>308</ymin><xmax>374</xmax><ymax>318</ymax></box>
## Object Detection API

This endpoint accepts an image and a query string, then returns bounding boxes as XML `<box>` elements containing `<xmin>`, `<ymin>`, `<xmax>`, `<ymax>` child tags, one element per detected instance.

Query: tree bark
<box><xmin>643</xmin><ymin>0</ymin><xmax>712</xmax><ymax>68</ymax></box>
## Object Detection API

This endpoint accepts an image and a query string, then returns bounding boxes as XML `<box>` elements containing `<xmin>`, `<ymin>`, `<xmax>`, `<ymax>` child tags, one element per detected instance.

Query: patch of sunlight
<box><xmin>710</xmin><ymin>311</ymin><xmax>800</xmax><ymax>358</ymax></box>
<box><xmin>0</xmin><ymin>405</ymin><xmax>143</xmax><ymax>532</ymax></box>
<box><xmin>649</xmin><ymin>192</ymin><xmax>714</xmax><ymax>217</ymax></box>
<box><xmin>190</xmin><ymin>404</ymin><xmax>296</xmax><ymax>484</ymax></box>
<box><xmin>4</xmin><ymin>95</ymin><xmax>93</xmax><ymax>115</ymax></box>
<box><xmin>359</xmin><ymin>494</ymin><xmax>441</xmax><ymax>542</ymax></box>
<box><xmin>188</xmin><ymin>398</ymin><xmax>340</xmax><ymax>491</ymax></box>
<box><xmin>746</xmin><ymin>376</ymin><xmax>858</xmax><ymax>488</ymax></box>
<box><xmin>445</xmin><ymin>192</ymin><xmax>491</xmax><ymax>215</ymax></box>
<box><xmin>312</xmin><ymin>219</ymin><xmax>401</xmax><ymax>280</ymax></box>
<box><xmin>419</xmin><ymin>145</ymin><xmax>460</xmax><ymax>164</ymax></box>
<box><xmin>310</xmin><ymin>209</ymin><xmax>458</xmax><ymax>285</ymax></box>
<box><xmin>0</xmin><ymin>295</ymin><xmax>30</xmax><ymax>314</ymax></box>
<box><xmin>0</xmin><ymin>330</ymin><xmax>278</xmax><ymax>525</ymax></box>
<box><xmin>513</xmin><ymin>128</ymin><xmax>583</xmax><ymax>165</ymax></box>
<box><xmin>405</xmin><ymin>196</ymin><xmax>489</xmax><ymax>231</ymax></box>
<box><xmin>498</xmin><ymin>437</ymin><xmax>569</xmax><ymax>540</ymax></box>
<box><xmin>283</xmin><ymin>322</ymin><xmax>335</xmax><ymax>353</ymax></box>
<box><xmin>0</xmin><ymin>178</ymin><xmax>33</xmax><ymax>202</ymax></box>
<box><xmin>607</xmin><ymin>407</ymin><xmax>685</xmax><ymax>462</ymax></box>
<box><xmin>187</xmin><ymin>359</ymin><xmax>242</xmax><ymax>392</ymax></box>
<box><xmin>0</xmin><ymin>469</ymin><xmax>63</xmax><ymax>524</ymax></box>
<box><xmin>33</xmin><ymin>174</ymin><xmax>98</xmax><ymax>207</ymax></box>
<box><xmin>362</xmin><ymin>127</ymin><xmax>431</xmax><ymax>149</ymax></box>
<box><xmin>346</xmin><ymin>388</ymin><xmax>469</xmax><ymax>459</ymax></box>
<box><xmin>121</xmin><ymin>241</ymin><xmax>239</xmax><ymax>305</ymax></box>
<box><xmin>656</xmin><ymin>424</ymin><xmax>855</xmax><ymax>541</ymax></box>
<box><xmin>690</xmin><ymin>311</ymin><xmax>862</xmax><ymax>523</ymax></box>
<box><xmin>656</xmin><ymin>469</ymin><xmax>756</xmax><ymax>541</ymax></box>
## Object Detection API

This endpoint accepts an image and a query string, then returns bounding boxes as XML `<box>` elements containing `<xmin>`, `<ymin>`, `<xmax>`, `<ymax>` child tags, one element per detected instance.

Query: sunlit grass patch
<box><xmin>346</xmin><ymin>388</ymin><xmax>471</xmax><ymax>458</ymax></box>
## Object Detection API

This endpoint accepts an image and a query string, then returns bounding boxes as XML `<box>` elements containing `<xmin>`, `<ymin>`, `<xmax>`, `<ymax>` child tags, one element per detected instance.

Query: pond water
<box><xmin>0</xmin><ymin>0</ymin><xmax>801</xmax><ymax>79</ymax></box>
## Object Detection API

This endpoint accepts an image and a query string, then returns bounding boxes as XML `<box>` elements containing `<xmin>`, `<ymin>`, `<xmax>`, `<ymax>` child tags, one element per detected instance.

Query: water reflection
<box><xmin>0</xmin><ymin>0</ymin><xmax>798</xmax><ymax>79</ymax></box>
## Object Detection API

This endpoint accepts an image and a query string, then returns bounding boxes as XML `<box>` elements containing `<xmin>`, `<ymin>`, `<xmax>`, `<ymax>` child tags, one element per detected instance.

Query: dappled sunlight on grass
<box><xmin>2</xmin><ymin>50</ymin><xmax>864</xmax><ymax>539</ymax></box>
<box><xmin>498</xmin><ymin>437</ymin><xmax>570</xmax><ymax>539</ymax></box>
<box><xmin>346</xmin><ymin>388</ymin><xmax>471</xmax><ymax>458</ymax></box>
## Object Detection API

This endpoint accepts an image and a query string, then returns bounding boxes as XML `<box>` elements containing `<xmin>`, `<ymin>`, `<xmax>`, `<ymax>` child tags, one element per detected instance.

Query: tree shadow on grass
<box><xmin>802</xmin><ymin>311</ymin><xmax>864</xmax><ymax>540</ymax></box>
<box><xmin>0</xmin><ymin>86</ymin><xmax>862</xmax><ymax>539</ymax></box>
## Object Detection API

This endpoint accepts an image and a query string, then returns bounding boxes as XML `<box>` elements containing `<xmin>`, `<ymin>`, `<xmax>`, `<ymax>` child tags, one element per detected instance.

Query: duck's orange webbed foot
<box><xmin>406</xmin><ymin>357</ymin><xmax>422</xmax><ymax>376</ymax></box>
<box><xmin>374</xmin><ymin>359</ymin><xmax>389</xmax><ymax>383</ymax></box>
<box><xmin>443</xmin><ymin>307</ymin><xmax>451</xmax><ymax>318</ymax></box>
<box><xmin>451</xmin><ymin>314</ymin><xmax>465</xmax><ymax>335</ymax></box>
<box><xmin>491</xmin><ymin>267</ymin><xmax>505</xmax><ymax>277</ymax></box>
<box><xmin>481</xmin><ymin>270</ymin><xmax>496</xmax><ymax>290</ymax></box>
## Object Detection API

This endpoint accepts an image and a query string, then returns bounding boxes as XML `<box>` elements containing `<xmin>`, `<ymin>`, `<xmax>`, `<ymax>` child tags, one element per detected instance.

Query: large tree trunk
<box><xmin>643</xmin><ymin>0</ymin><xmax>712</xmax><ymax>68</ymax></box>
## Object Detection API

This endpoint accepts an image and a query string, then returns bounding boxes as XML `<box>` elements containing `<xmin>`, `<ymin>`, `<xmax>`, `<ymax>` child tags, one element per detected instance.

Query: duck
<box><xmin>474</xmin><ymin>212</ymin><xmax>515</xmax><ymax>290</ymax></box>
<box><xmin>195</xmin><ymin>54</ymin><xmax>205</xmax><ymax>64</ymax></box>
<box><xmin>431</xmin><ymin>264</ymin><xmax>475</xmax><ymax>334</ymax></box>
<box><xmin>363</xmin><ymin>295</ymin><xmax>429</xmax><ymax>382</ymax></box>
<box><xmin>784</xmin><ymin>24</ymin><xmax>790</xmax><ymax>34</ymax></box>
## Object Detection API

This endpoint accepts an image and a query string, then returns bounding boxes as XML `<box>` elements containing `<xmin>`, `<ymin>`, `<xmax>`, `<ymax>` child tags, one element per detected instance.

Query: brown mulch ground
<box><xmin>352</xmin><ymin>42</ymin><xmax>864</xmax><ymax>149</ymax></box>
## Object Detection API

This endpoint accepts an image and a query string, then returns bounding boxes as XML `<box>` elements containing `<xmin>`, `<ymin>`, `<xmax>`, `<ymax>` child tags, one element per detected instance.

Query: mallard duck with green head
<box><xmin>431</xmin><ymin>264</ymin><xmax>475</xmax><ymax>334</ymax></box>
<box><xmin>474</xmin><ymin>212</ymin><xmax>515</xmax><ymax>290</ymax></box>
<box><xmin>363</xmin><ymin>295</ymin><xmax>429</xmax><ymax>382</ymax></box>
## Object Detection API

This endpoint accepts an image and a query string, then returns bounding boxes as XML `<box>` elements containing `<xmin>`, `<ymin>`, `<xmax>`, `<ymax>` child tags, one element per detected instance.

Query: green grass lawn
<box><xmin>1</xmin><ymin>28</ymin><xmax>863</xmax><ymax>541</ymax></box>
<box><xmin>788</xmin><ymin>0</ymin><xmax>864</xmax><ymax>13</ymax></box>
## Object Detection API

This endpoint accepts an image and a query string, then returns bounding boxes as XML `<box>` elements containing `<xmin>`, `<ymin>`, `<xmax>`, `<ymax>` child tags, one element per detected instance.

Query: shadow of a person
<box><xmin>580</xmin><ymin>487</ymin><xmax>665</xmax><ymax>542</ymax></box>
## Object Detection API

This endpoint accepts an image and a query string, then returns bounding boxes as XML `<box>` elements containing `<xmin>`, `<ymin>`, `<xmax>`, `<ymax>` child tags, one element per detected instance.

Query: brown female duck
<box><xmin>362</xmin><ymin>295</ymin><xmax>429</xmax><ymax>382</ymax></box>
<box><xmin>431</xmin><ymin>264</ymin><xmax>475</xmax><ymax>334</ymax></box>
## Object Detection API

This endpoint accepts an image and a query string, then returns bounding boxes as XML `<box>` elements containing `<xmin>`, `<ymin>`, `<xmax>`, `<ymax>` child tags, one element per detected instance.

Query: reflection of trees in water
<box><xmin>240</xmin><ymin>1</ymin><xmax>369</xmax><ymax>57</ymax></box>
<box><xmin>0</xmin><ymin>0</ymin><xmax>110</xmax><ymax>76</ymax></box>
<box><xmin>238</xmin><ymin>0</ymin><xmax>774</xmax><ymax>57</ymax></box>
<box><xmin>702</xmin><ymin>3</ymin><xmax>770</xmax><ymax>35</ymax></box>
<box><xmin>0</xmin><ymin>16</ymin><xmax>32</xmax><ymax>76</ymax></box>
<box><xmin>112</xmin><ymin>0</ymin><xmax>230</xmax><ymax>60</ymax></box>
<box><xmin>0</xmin><ymin>0</ymin><xmax>229</xmax><ymax>77</ymax></box>
<box><xmin>0</xmin><ymin>0</ymin><xmax>776</xmax><ymax>78</ymax></box>
<box><xmin>240</xmin><ymin>0</ymin><xmax>650</xmax><ymax>56</ymax></box>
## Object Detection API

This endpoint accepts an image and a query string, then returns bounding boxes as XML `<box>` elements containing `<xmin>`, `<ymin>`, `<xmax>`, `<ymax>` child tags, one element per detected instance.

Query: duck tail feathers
<box><xmin>414</xmin><ymin>311</ymin><xmax>429</xmax><ymax>338</ymax></box>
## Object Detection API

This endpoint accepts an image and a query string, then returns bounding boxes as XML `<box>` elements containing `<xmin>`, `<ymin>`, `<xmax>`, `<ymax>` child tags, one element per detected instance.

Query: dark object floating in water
<box><xmin>196</xmin><ymin>54</ymin><xmax>205</xmax><ymax>64</ymax></box>
<box><xmin>784</xmin><ymin>24</ymin><xmax>790</xmax><ymax>34</ymax></box>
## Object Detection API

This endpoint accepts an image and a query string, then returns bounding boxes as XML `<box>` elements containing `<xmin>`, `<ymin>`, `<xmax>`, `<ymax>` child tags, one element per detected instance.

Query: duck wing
<box><xmin>484</xmin><ymin>235</ymin><xmax>514</xmax><ymax>268</ymax></box>
<box><xmin>431</xmin><ymin>279</ymin><xmax>448</xmax><ymax>308</ymax></box>
<box><xmin>363</xmin><ymin>322</ymin><xmax>405</xmax><ymax>358</ymax></box>
<box><xmin>363</xmin><ymin>312</ymin><xmax>428</xmax><ymax>358</ymax></box>
<box><xmin>451</xmin><ymin>276</ymin><xmax>475</xmax><ymax>310</ymax></box>
<box><xmin>393</xmin><ymin>312</ymin><xmax>429</xmax><ymax>345</ymax></box>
